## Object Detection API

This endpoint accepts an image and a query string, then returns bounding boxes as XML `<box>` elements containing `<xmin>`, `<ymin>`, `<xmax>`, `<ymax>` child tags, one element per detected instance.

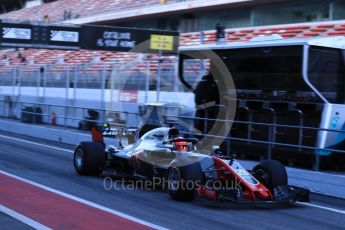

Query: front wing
<box><xmin>198</xmin><ymin>185</ymin><xmax>310</xmax><ymax>204</ymax></box>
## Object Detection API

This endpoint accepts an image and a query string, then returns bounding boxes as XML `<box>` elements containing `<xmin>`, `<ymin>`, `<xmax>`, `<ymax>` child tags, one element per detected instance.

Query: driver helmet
<box><xmin>173</xmin><ymin>141</ymin><xmax>189</xmax><ymax>152</ymax></box>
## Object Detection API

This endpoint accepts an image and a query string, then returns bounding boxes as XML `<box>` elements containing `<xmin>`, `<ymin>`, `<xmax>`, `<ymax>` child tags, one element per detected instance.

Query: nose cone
<box><xmin>254</xmin><ymin>185</ymin><xmax>273</xmax><ymax>200</ymax></box>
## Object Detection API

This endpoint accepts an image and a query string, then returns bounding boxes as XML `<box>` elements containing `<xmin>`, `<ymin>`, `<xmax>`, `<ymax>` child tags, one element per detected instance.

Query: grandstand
<box><xmin>0</xmin><ymin>0</ymin><xmax>183</xmax><ymax>22</ymax></box>
<box><xmin>0</xmin><ymin>1</ymin><xmax>57</xmax><ymax>14</ymax></box>
<box><xmin>1</xmin><ymin>20</ymin><xmax>345</xmax><ymax>72</ymax></box>
<box><xmin>0</xmin><ymin>0</ymin><xmax>345</xmax><ymax>71</ymax></box>
<box><xmin>180</xmin><ymin>20</ymin><xmax>345</xmax><ymax>45</ymax></box>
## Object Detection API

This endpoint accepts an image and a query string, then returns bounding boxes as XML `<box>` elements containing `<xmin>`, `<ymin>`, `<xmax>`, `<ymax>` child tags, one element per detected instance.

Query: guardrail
<box><xmin>0</xmin><ymin>58</ymin><xmax>181</xmax><ymax>92</ymax></box>
<box><xmin>0</xmin><ymin>99</ymin><xmax>141</xmax><ymax>128</ymax></box>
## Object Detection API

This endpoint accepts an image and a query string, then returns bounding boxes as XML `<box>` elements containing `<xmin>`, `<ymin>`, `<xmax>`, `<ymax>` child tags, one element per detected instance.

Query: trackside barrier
<box><xmin>0</xmin><ymin>99</ymin><xmax>141</xmax><ymax>128</ymax></box>
<box><xmin>0</xmin><ymin>100</ymin><xmax>344</xmax><ymax>170</ymax></box>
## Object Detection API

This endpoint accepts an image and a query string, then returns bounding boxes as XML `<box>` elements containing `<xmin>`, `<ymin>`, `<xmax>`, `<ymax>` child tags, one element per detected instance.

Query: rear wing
<box><xmin>91</xmin><ymin>125</ymin><xmax>137</xmax><ymax>145</ymax></box>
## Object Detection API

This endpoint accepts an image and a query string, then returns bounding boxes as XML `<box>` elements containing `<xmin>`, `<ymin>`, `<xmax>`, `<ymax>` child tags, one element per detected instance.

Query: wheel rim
<box><xmin>75</xmin><ymin>148</ymin><xmax>84</xmax><ymax>170</ymax></box>
<box><xmin>168</xmin><ymin>168</ymin><xmax>180</xmax><ymax>191</ymax></box>
<box><xmin>256</xmin><ymin>169</ymin><xmax>269</xmax><ymax>185</ymax></box>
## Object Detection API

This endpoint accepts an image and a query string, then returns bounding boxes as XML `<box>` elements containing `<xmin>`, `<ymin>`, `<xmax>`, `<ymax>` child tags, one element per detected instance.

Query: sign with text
<box><xmin>118</xmin><ymin>90</ymin><xmax>138</xmax><ymax>103</ymax></box>
<box><xmin>81</xmin><ymin>25</ymin><xmax>178</xmax><ymax>54</ymax></box>
<box><xmin>0</xmin><ymin>22</ymin><xmax>80</xmax><ymax>49</ymax></box>
<box><xmin>50</xmin><ymin>30</ymin><xmax>79</xmax><ymax>42</ymax></box>
<box><xmin>0</xmin><ymin>21</ymin><xmax>178</xmax><ymax>53</ymax></box>
<box><xmin>3</xmin><ymin>27</ymin><xmax>31</xmax><ymax>40</ymax></box>
<box><xmin>0</xmin><ymin>23</ymin><xmax>32</xmax><ymax>45</ymax></box>
<box><xmin>47</xmin><ymin>26</ymin><xmax>80</xmax><ymax>48</ymax></box>
<box><xmin>150</xmin><ymin>34</ymin><xmax>174</xmax><ymax>51</ymax></box>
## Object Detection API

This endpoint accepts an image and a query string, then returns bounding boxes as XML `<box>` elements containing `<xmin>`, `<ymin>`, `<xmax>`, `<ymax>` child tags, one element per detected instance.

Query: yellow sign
<box><xmin>150</xmin><ymin>34</ymin><xmax>174</xmax><ymax>51</ymax></box>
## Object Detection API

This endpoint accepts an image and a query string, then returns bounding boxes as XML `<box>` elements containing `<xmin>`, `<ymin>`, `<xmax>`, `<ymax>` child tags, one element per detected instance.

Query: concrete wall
<box><xmin>0</xmin><ymin>119</ymin><xmax>117</xmax><ymax>146</ymax></box>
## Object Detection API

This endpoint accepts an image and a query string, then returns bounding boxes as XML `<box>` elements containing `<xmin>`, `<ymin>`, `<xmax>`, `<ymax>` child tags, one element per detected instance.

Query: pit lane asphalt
<box><xmin>0</xmin><ymin>212</ymin><xmax>33</xmax><ymax>230</ymax></box>
<box><xmin>0</xmin><ymin>130</ymin><xmax>344</xmax><ymax>230</ymax></box>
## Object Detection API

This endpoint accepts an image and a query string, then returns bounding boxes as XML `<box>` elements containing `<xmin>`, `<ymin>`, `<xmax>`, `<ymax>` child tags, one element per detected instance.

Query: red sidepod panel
<box><xmin>212</xmin><ymin>157</ymin><xmax>273</xmax><ymax>201</ymax></box>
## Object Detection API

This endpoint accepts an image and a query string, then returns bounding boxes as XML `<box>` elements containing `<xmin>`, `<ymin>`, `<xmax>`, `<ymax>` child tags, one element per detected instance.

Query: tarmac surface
<box><xmin>0</xmin><ymin>130</ymin><xmax>345</xmax><ymax>229</ymax></box>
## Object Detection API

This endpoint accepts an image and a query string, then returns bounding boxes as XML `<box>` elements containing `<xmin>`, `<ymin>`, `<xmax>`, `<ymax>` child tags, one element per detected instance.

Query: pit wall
<box><xmin>0</xmin><ymin>88</ymin><xmax>195</xmax><ymax>128</ymax></box>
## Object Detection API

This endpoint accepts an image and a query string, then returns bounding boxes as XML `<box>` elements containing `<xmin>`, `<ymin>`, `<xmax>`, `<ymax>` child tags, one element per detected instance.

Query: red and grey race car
<box><xmin>73</xmin><ymin>126</ymin><xmax>309</xmax><ymax>203</ymax></box>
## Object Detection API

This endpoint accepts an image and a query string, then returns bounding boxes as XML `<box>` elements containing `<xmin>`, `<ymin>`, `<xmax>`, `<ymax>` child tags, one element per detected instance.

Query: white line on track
<box><xmin>0</xmin><ymin>204</ymin><xmax>52</xmax><ymax>230</ymax></box>
<box><xmin>0</xmin><ymin>134</ymin><xmax>73</xmax><ymax>153</ymax></box>
<box><xmin>1</xmin><ymin>133</ymin><xmax>345</xmax><ymax>217</ymax></box>
<box><xmin>287</xmin><ymin>168</ymin><xmax>345</xmax><ymax>179</ymax></box>
<box><xmin>297</xmin><ymin>202</ymin><xmax>345</xmax><ymax>215</ymax></box>
<box><xmin>0</xmin><ymin>170</ymin><xmax>168</xmax><ymax>230</ymax></box>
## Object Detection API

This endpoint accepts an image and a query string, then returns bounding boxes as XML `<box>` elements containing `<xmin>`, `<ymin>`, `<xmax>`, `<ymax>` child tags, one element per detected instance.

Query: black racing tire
<box><xmin>167</xmin><ymin>163</ymin><xmax>202</xmax><ymax>201</ymax></box>
<box><xmin>252</xmin><ymin>160</ymin><xmax>287</xmax><ymax>190</ymax></box>
<box><xmin>167</xmin><ymin>167</ymin><xmax>194</xmax><ymax>201</ymax></box>
<box><xmin>73</xmin><ymin>142</ymin><xmax>106</xmax><ymax>176</ymax></box>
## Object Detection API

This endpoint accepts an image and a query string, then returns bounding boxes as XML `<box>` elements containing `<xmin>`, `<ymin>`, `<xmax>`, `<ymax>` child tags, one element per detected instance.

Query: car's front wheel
<box><xmin>74</xmin><ymin>142</ymin><xmax>106</xmax><ymax>176</ymax></box>
<box><xmin>252</xmin><ymin>160</ymin><xmax>287</xmax><ymax>190</ymax></box>
<box><xmin>167</xmin><ymin>166</ymin><xmax>195</xmax><ymax>201</ymax></box>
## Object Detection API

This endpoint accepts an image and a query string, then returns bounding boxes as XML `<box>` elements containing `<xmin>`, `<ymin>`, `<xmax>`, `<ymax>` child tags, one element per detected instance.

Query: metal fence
<box><xmin>0</xmin><ymin>57</ymin><xmax>185</xmax><ymax>103</ymax></box>
<box><xmin>0</xmin><ymin>98</ymin><xmax>344</xmax><ymax>170</ymax></box>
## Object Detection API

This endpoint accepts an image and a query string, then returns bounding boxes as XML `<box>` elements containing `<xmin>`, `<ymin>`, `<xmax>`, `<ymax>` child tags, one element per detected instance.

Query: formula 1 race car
<box><xmin>73</xmin><ymin>126</ymin><xmax>309</xmax><ymax>203</ymax></box>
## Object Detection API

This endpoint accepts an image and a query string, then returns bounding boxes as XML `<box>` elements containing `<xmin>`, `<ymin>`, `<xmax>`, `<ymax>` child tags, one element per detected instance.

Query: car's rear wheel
<box><xmin>74</xmin><ymin>142</ymin><xmax>106</xmax><ymax>176</ymax></box>
<box><xmin>252</xmin><ymin>160</ymin><xmax>287</xmax><ymax>190</ymax></box>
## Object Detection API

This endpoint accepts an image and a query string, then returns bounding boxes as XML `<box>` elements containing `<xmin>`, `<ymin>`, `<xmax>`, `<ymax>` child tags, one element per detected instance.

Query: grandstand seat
<box><xmin>282</xmin><ymin>33</ymin><xmax>299</xmax><ymax>38</ymax></box>
<box><xmin>316</xmin><ymin>23</ymin><xmax>335</xmax><ymax>28</ymax></box>
<box><xmin>309</xmin><ymin>27</ymin><xmax>328</xmax><ymax>32</ymax></box>
<box><xmin>333</xmin><ymin>27</ymin><xmax>345</xmax><ymax>31</ymax></box>
<box><xmin>240</xmin><ymin>29</ymin><xmax>254</xmax><ymax>33</ymax></box>
<box><xmin>303</xmin><ymin>31</ymin><xmax>321</xmax><ymax>37</ymax></box>
<box><xmin>327</xmin><ymin>31</ymin><xmax>345</xmax><ymax>36</ymax></box>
